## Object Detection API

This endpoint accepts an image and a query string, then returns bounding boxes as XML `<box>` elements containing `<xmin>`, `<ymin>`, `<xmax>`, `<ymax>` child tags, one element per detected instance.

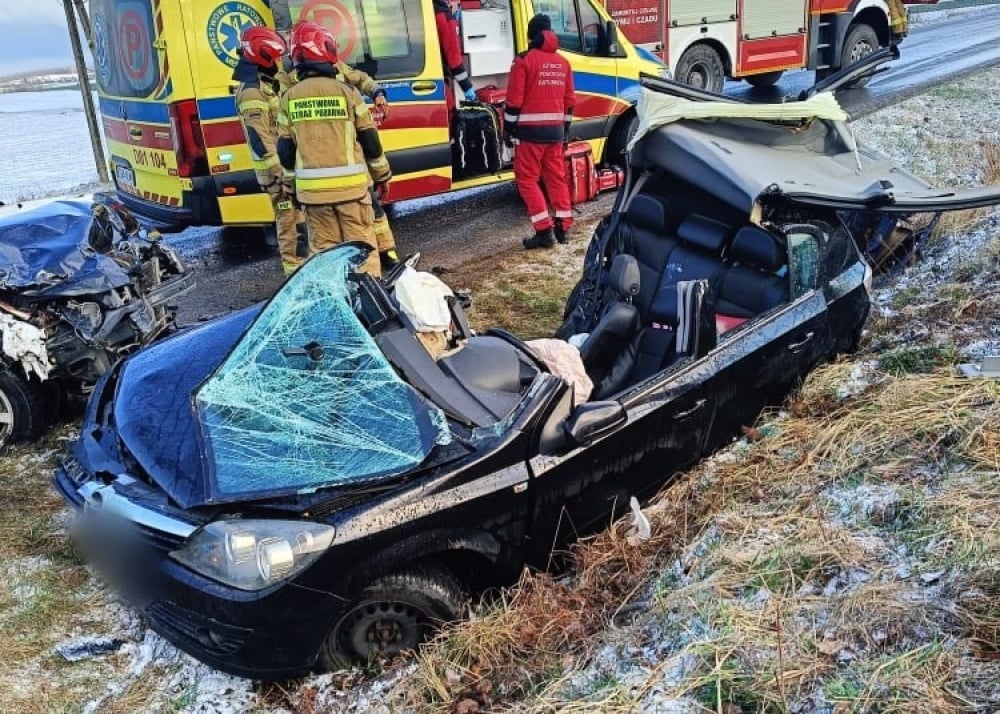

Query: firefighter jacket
<box><xmin>278</xmin><ymin>58</ymin><xmax>387</xmax><ymax>101</ymax></box>
<box><xmin>504</xmin><ymin>31</ymin><xmax>575</xmax><ymax>144</ymax></box>
<box><xmin>277</xmin><ymin>67</ymin><xmax>392</xmax><ymax>205</ymax></box>
<box><xmin>234</xmin><ymin>59</ymin><xmax>283</xmax><ymax>185</ymax></box>
<box><xmin>433</xmin><ymin>0</ymin><xmax>473</xmax><ymax>92</ymax></box>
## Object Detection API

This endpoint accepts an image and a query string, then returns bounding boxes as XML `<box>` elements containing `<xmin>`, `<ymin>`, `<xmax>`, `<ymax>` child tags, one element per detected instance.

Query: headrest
<box><xmin>729</xmin><ymin>226</ymin><xmax>786</xmax><ymax>271</ymax></box>
<box><xmin>625</xmin><ymin>193</ymin><xmax>670</xmax><ymax>232</ymax></box>
<box><xmin>609</xmin><ymin>253</ymin><xmax>640</xmax><ymax>297</ymax></box>
<box><xmin>677</xmin><ymin>214</ymin><xmax>729</xmax><ymax>252</ymax></box>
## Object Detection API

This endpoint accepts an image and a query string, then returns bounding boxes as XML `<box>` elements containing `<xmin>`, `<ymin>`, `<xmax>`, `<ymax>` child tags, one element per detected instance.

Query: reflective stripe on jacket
<box><xmin>504</xmin><ymin>31</ymin><xmax>575</xmax><ymax>144</ymax></box>
<box><xmin>278</xmin><ymin>74</ymin><xmax>391</xmax><ymax>205</ymax></box>
<box><xmin>236</xmin><ymin>75</ymin><xmax>282</xmax><ymax>182</ymax></box>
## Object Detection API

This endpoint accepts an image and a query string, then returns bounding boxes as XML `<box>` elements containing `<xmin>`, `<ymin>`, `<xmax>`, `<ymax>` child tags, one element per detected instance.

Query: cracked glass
<box><xmin>195</xmin><ymin>246</ymin><xmax>450</xmax><ymax>500</ymax></box>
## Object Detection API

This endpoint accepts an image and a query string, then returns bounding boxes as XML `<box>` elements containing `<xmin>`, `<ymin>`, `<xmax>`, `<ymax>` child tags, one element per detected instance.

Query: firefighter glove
<box><xmin>374</xmin><ymin>180</ymin><xmax>390</xmax><ymax>202</ymax></box>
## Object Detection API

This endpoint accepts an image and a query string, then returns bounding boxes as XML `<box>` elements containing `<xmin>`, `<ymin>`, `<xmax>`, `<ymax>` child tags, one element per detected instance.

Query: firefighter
<box><xmin>277</xmin><ymin>22</ymin><xmax>392</xmax><ymax>276</ymax></box>
<box><xmin>277</xmin><ymin>24</ymin><xmax>399</xmax><ymax>269</ymax></box>
<box><xmin>433</xmin><ymin>0</ymin><xmax>477</xmax><ymax>105</ymax></box>
<box><xmin>886</xmin><ymin>0</ymin><xmax>908</xmax><ymax>41</ymax></box>
<box><xmin>504</xmin><ymin>14</ymin><xmax>575</xmax><ymax>249</ymax></box>
<box><xmin>232</xmin><ymin>27</ymin><xmax>301</xmax><ymax>274</ymax></box>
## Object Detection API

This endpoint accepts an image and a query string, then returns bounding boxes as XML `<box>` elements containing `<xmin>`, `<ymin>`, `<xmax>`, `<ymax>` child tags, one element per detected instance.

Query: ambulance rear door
<box><xmin>177</xmin><ymin>0</ymin><xmax>275</xmax><ymax>224</ymax></box>
<box><xmin>289</xmin><ymin>0</ymin><xmax>454</xmax><ymax>201</ymax></box>
<box><xmin>91</xmin><ymin>0</ymin><xmax>195</xmax><ymax>226</ymax></box>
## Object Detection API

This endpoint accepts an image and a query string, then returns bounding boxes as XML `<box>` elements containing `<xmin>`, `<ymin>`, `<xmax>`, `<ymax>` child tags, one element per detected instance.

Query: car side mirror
<box><xmin>605</xmin><ymin>20</ymin><xmax>620</xmax><ymax>56</ymax></box>
<box><xmin>563</xmin><ymin>400</ymin><xmax>626</xmax><ymax>447</ymax></box>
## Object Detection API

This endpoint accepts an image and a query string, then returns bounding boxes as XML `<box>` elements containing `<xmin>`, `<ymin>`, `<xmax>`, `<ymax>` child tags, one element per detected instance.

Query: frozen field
<box><xmin>0</xmin><ymin>89</ymin><xmax>106</xmax><ymax>205</ymax></box>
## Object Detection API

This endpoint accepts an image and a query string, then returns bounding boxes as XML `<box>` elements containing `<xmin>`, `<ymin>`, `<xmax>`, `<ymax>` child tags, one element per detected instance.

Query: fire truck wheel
<box><xmin>841</xmin><ymin>23</ymin><xmax>880</xmax><ymax>87</ymax></box>
<box><xmin>745</xmin><ymin>71</ymin><xmax>783</xmax><ymax>88</ymax></box>
<box><xmin>0</xmin><ymin>367</ymin><xmax>48</xmax><ymax>451</ymax></box>
<box><xmin>674</xmin><ymin>44</ymin><xmax>726</xmax><ymax>94</ymax></box>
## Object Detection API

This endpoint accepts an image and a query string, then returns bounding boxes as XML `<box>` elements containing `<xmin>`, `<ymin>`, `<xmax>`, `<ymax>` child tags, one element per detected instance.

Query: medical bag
<box><xmin>453</xmin><ymin>103</ymin><xmax>503</xmax><ymax>178</ymax></box>
<box><xmin>564</xmin><ymin>140</ymin><xmax>598</xmax><ymax>205</ymax></box>
<box><xmin>596</xmin><ymin>166</ymin><xmax>624</xmax><ymax>194</ymax></box>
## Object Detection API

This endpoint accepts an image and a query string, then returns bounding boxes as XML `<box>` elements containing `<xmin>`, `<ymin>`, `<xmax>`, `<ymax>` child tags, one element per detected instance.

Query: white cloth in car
<box><xmin>394</xmin><ymin>267</ymin><xmax>454</xmax><ymax>333</ymax></box>
<box><xmin>526</xmin><ymin>338</ymin><xmax>594</xmax><ymax>404</ymax></box>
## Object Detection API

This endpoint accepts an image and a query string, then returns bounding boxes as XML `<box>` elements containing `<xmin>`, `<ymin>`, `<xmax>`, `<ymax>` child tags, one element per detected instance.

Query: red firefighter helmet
<box><xmin>290</xmin><ymin>21</ymin><xmax>339</xmax><ymax>64</ymax></box>
<box><xmin>239</xmin><ymin>26</ymin><xmax>287</xmax><ymax>70</ymax></box>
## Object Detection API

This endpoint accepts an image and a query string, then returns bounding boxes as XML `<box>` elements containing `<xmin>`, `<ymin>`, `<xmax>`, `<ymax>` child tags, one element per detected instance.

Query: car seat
<box><xmin>716</xmin><ymin>226</ymin><xmax>789</xmax><ymax>320</ymax></box>
<box><xmin>578</xmin><ymin>253</ymin><xmax>641</xmax><ymax>389</ymax></box>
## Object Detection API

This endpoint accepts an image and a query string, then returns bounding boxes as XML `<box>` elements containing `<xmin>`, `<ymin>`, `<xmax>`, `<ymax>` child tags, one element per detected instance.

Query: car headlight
<box><xmin>170</xmin><ymin>519</ymin><xmax>335</xmax><ymax>591</ymax></box>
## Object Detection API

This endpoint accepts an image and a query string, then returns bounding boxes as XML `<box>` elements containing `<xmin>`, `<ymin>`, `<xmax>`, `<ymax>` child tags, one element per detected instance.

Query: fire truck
<box><xmin>601</xmin><ymin>0</ymin><xmax>900</xmax><ymax>92</ymax></box>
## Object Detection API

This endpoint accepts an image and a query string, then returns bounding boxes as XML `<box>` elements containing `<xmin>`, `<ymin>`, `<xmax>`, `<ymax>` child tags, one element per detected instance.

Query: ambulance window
<box><xmin>90</xmin><ymin>0</ymin><xmax>162</xmax><ymax>98</ymax></box>
<box><xmin>540</xmin><ymin>0</ymin><xmax>604</xmax><ymax>56</ymax></box>
<box><xmin>292</xmin><ymin>0</ymin><xmax>426</xmax><ymax>79</ymax></box>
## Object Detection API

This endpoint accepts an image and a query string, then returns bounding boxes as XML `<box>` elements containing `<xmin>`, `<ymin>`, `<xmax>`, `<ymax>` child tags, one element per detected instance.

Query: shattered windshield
<box><xmin>194</xmin><ymin>246</ymin><xmax>451</xmax><ymax>500</ymax></box>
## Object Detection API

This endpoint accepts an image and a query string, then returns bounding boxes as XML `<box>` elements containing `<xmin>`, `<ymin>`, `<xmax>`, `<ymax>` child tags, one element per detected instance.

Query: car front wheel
<box><xmin>674</xmin><ymin>44</ymin><xmax>726</xmax><ymax>94</ymax></box>
<box><xmin>321</xmin><ymin>566</ymin><xmax>464</xmax><ymax>669</ymax></box>
<box><xmin>0</xmin><ymin>367</ymin><xmax>48</xmax><ymax>451</ymax></box>
<box><xmin>841</xmin><ymin>23</ymin><xmax>880</xmax><ymax>87</ymax></box>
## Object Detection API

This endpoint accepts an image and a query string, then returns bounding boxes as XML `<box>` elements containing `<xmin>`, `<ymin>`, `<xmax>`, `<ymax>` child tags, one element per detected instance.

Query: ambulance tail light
<box><xmin>169</xmin><ymin>100</ymin><xmax>209</xmax><ymax>178</ymax></box>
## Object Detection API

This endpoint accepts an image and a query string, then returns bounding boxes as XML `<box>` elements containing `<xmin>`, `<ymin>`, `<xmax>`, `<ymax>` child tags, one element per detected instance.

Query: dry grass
<box><xmin>401</xmin><ymin>367</ymin><xmax>999</xmax><ymax>711</ymax></box>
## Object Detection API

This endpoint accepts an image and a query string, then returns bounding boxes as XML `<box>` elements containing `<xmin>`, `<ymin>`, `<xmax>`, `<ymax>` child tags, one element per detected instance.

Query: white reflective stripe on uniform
<box><xmin>454</xmin><ymin>70</ymin><xmax>469</xmax><ymax>81</ymax></box>
<box><xmin>530</xmin><ymin>210</ymin><xmax>550</xmax><ymax>223</ymax></box>
<box><xmin>554</xmin><ymin>210</ymin><xmax>572</xmax><ymax>218</ymax></box>
<box><xmin>563</xmin><ymin>114</ymin><xmax>573</xmax><ymax>121</ymax></box>
<box><xmin>517</xmin><ymin>112</ymin><xmax>565</xmax><ymax>122</ymax></box>
<box><xmin>296</xmin><ymin>163</ymin><xmax>368</xmax><ymax>179</ymax></box>
<box><xmin>504</xmin><ymin>111</ymin><xmax>518</xmax><ymax>122</ymax></box>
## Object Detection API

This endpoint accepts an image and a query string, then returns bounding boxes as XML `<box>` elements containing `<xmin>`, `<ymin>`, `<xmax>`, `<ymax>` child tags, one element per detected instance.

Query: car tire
<box><xmin>603</xmin><ymin>112</ymin><xmax>637</xmax><ymax>167</ymax></box>
<box><xmin>0</xmin><ymin>367</ymin><xmax>48</xmax><ymax>451</ymax></box>
<box><xmin>840</xmin><ymin>24</ymin><xmax>880</xmax><ymax>87</ymax></box>
<box><xmin>321</xmin><ymin>566</ymin><xmax>465</xmax><ymax>669</ymax></box>
<box><xmin>674</xmin><ymin>44</ymin><xmax>726</xmax><ymax>94</ymax></box>
<box><xmin>745</xmin><ymin>70</ymin><xmax>783</xmax><ymax>88</ymax></box>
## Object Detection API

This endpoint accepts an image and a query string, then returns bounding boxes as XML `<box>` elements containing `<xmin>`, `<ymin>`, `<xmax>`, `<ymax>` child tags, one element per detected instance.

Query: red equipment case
<box><xmin>564</xmin><ymin>141</ymin><xmax>597</xmax><ymax>205</ymax></box>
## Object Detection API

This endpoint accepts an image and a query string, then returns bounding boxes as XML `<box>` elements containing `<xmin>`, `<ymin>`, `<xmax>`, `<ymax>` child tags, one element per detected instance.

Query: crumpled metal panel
<box><xmin>0</xmin><ymin>201</ymin><xmax>133</xmax><ymax>296</ymax></box>
<box><xmin>194</xmin><ymin>247</ymin><xmax>451</xmax><ymax>501</ymax></box>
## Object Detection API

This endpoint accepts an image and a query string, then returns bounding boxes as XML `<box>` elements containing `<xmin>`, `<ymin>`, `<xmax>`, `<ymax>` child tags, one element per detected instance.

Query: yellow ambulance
<box><xmin>91</xmin><ymin>0</ymin><xmax>665</xmax><ymax>228</ymax></box>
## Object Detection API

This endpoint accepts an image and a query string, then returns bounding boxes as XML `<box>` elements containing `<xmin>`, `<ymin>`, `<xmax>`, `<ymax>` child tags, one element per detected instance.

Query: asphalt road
<box><xmin>167</xmin><ymin>4</ymin><xmax>1000</xmax><ymax>325</ymax></box>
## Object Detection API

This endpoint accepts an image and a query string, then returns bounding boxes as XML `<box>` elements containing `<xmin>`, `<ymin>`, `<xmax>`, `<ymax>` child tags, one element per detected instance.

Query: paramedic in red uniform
<box><xmin>504</xmin><ymin>14</ymin><xmax>575</xmax><ymax>249</ymax></box>
<box><xmin>434</xmin><ymin>0</ymin><xmax>477</xmax><ymax>105</ymax></box>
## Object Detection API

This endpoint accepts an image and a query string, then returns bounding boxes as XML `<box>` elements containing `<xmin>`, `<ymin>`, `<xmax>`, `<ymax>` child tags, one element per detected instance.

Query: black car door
<box><xmin>523</xmin><ymin>362</ymin><xmax>715</xmax><ymax>567</ymax></box>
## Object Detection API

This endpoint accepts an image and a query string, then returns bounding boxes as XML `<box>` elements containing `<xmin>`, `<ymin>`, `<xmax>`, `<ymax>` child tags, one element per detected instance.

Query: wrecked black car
<box><xmin>0</xmin><ymin>199</ymin><xmax>193</xmax><ymax>449</ymax></box>
<box><xmin>54</xmin><ymin>85</ymin><xmax>1000</xmax><ymax>680</ymax></box>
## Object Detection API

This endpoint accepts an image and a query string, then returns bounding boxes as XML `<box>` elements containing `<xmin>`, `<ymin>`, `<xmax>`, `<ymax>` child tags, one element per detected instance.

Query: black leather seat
<box><xmin>646</xmin><ymin>213</ymin><xmax>730</xmax><ymax>328</ymax></box>
<box><xmin>619</xmin><ymin>193</ymin><xmax>676</xmax><ymax>318</ymax></box>
<box><xmin>579</xmin><ymin>253</ymin><xmax>641</xmax><ymax>391</ymax></box>
<box><xmin>716</xmin><ymin>226</ymin><xmax>789</xmax><ymax>318</ymax></box>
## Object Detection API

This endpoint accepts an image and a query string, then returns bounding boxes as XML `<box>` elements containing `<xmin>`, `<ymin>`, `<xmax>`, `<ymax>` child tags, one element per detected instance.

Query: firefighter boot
<box><xmin>523</xmin><ymin>227</ymin><xmax>555</xmax><ymax>250</ymax></box>
<box><xmin>554</xmin><ymin>220</ymin><xmax>568</xmax><ymax>244</ymax></box>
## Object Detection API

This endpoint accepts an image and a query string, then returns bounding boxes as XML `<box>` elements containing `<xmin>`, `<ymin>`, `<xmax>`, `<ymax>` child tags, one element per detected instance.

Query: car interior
<box><xmin>350</xmin><ymin>270</ymin><xmax>541</xmax><ymax>429</ymax></box>
<box><xmin>575</xmin><ymin>172</ymin><xmax>796</xmax><ymax>399</ymax></box>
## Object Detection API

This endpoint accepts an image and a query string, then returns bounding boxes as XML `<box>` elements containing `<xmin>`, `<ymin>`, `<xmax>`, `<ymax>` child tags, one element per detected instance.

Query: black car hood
<box><xmin>0</xmin><ymin>200</ymin><xmax>135</xmax><ymax>297</ymax></box>
<box><xmin>114</xmin><ymin>306</ymin><xmax>259</xmax><ymax>509</ymax></box>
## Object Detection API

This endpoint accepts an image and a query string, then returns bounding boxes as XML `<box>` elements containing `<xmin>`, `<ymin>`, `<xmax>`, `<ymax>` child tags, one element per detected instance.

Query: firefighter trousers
<box><xmin>268</xmin><ymin>189</ymin><xmax>301</xmax><ymax>275</ymax></box>
<box><xmin>513</xmin><ymin>141</ymin><xmax>573</xmax><ymax>232</ymax></box>
<box><xmin>303</xmin><ymin>194</ymin><xmax>381</xmax><ymax>276</ymax></box>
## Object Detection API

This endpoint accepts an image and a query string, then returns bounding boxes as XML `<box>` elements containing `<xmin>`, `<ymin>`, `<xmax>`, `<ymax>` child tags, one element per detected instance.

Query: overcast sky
<box><xmin>0</xmin><ymin>1</ymin><xmax>91</xmax><ymax>77</ymax></box>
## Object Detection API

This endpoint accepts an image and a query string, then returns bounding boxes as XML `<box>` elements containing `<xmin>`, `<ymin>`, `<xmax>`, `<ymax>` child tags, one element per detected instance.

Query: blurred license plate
<box><xmin>115</xmin><ymin>165</ymin><xmax>135</xmax><ymax>187</ymax></box>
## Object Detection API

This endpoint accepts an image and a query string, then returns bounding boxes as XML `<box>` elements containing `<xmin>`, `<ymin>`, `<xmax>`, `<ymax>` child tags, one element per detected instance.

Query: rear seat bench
<box><xmin>587</xmin><ymin>191</ymin><xmax>792</xmax><ymax>397</ymax></box>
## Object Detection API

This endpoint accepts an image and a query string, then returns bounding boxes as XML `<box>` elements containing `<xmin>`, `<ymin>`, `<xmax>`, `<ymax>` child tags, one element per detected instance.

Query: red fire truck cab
<box><xmin>602</xmin><ymin>0</ymin><xmax>899</xmax><ymax>92</ymax></box>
